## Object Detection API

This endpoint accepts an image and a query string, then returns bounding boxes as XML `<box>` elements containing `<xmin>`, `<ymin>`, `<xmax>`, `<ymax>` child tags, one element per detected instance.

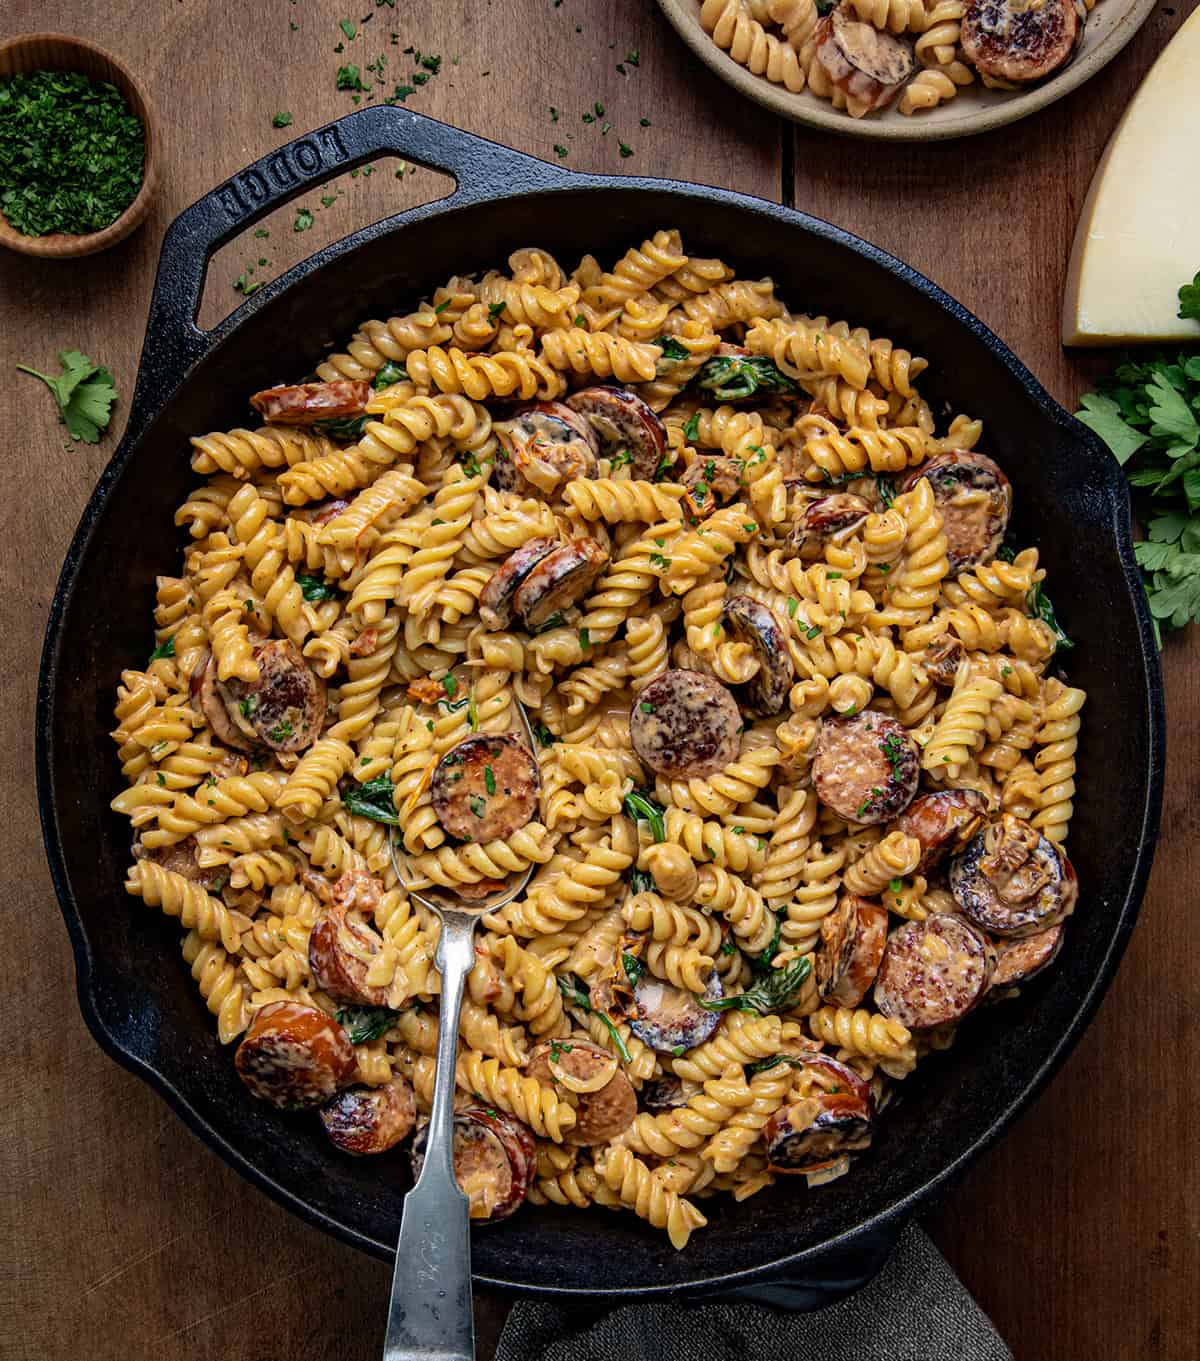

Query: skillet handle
<box><xmin>127</xmin><ymin>106</ymin><xmax>568</xmax><ymax>431</ymax></box>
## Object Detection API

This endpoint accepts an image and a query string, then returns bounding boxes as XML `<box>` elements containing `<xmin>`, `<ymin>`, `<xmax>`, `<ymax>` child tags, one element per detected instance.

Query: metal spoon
<box><xmin>382</xmin><ymin>700</ymin><xmax>540</xmax><ymax>1361</ymax></box>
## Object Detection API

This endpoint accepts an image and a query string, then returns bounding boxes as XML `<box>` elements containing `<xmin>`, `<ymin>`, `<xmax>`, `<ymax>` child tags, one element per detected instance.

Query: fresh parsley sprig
<box><xmin>1076</xmin><ymin>272</ymin><xmax>1200</xmax><ymax>644</ymax></box>
<box><xmin>17</xmin><ymin>350</ymin><xmax>118</xmax><ymax>443</ymax></box>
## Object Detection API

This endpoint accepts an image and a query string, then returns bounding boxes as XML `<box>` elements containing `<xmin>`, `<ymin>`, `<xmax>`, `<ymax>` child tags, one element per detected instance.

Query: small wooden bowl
<box><xmin>0</xmin><ymin>33</ymin><xmax>159</xmax><ymax>258</ymax></box>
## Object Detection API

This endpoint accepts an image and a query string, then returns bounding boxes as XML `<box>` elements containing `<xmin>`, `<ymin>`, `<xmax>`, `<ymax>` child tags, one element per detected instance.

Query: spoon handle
<box><xmin>383</xmin><ymin>910</ymin><xmax>479</xmax><ymax>1361</ymax></box>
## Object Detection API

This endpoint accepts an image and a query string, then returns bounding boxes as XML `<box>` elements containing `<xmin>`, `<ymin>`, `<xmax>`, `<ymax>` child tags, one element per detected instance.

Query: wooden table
<box><xmin>1</xmin><ymin>2</ymin><xmax>1195</xmax><ymax>1356</ymax></box>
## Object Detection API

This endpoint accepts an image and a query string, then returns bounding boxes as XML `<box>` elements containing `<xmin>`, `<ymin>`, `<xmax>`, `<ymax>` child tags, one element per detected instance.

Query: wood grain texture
<box><xmin>0</xmin><ymin>0</ymin><xmax>1194</xmax><ymax>1357</ymax></box>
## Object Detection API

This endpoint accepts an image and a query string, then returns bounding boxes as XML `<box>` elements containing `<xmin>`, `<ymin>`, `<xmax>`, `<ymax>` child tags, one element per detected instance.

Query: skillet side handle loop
<box><xmin>126</xmin><ymin>105</ymin><xmax>569</xmax><ymax>439</ymax></box>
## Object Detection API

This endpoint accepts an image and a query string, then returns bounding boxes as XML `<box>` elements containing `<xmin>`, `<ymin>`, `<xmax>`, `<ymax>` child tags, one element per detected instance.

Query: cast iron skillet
<box><xmin>37</xmin><ymin>106</ymin><xmax>1164</xmax><ymax>1303</ymax></box>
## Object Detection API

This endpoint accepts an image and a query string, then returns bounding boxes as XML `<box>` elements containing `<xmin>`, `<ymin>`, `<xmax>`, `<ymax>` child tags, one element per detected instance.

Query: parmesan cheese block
<box><xmin>1062</xmin><ymin>7</ymin><xmax>1200</xmax><ymax>347</ymax></box>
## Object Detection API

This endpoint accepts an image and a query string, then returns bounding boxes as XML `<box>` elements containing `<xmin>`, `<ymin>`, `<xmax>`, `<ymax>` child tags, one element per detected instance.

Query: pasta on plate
<box><xmin>694</xmin><ymin>0</ymin><xmax>1103</xmax><ymax>121</ymax></box>
<box><xmin>110</xmin><ymin>228</ymin><xmax>1083</xmax><ymax>1250</ymax></box>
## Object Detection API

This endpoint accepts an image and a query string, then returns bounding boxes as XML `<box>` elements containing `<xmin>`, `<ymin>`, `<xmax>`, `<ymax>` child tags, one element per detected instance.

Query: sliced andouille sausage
<box><xmin>132</xmin><ymin>835</ymin><xmax>215</xmax><ymax>886</ymax></box>
<box><xmin>630</xmin><ymin>669</ymin><xmax>742</xmax><ymax>780</ymax></box>
<box><xmin>628</xmin><ymin>972</ymin><xmax>723</xmax><ymax>1055</ymax></box>
<box><xmin>924</xmin><ymin>634</ymin><xmax>966</xmax><ymax>689</ymax></box>
<box><xmin>308</xmin><ymin>872</ymin><xmax>390</xmax><ymax>1006</ymax></box>
<box><xmin>527</xmin><ymin>1039</ymin><xmax>637</xmax><ymax>1146</ymax></box>
<box><xmin>798</xmin><ymin>1052</ymin><xmax>873</xmax><ymax>1106</ymax></box>
<box><xmin>787</xmin><ymin>493</ymin><xmax>871</xmax><ymax>561</ymax></box>
<box><xmin>902</xmin><ymin>452</ymin><xmax>1012</xmax><ymax>575</ymax></box>
<box><xmin>479</xmin><ymin>537</ymin><xmax>559</xmax><ymax>631</ymax></box>
<box><xmin>512</xmin><ymin>538</ymin><xmax>610</xmax><ymax>630</ymax></box>
<box><xmin>494</xmin><ymin>401</ymin><xmax>599</xmax><ymax>493</ymax></box>
<box><xmin>812</xmin><ymin>710</ymin><xmax>920</xmax><ymax>825</ymax></box>
<box><xmin>765</xmin><ymin>1089</ymin><xmax>873</xmax><ymax>1173</ymax></box>
<box><xmin>431</xmin><ymin>732</ymin><xmax>540</xmax><ymax>843</ymax></box>
<box><xmin>816</xmin><ymin>893</ymin><xmax>889</xmax><ymax>1009</ymax></box>
<box><xmin>873</xmin><ymin>914</ymin><xmax>996</xmax><ymax>1030</ymax></box>
<box><xmin>191</xmin><ymin>653</ymin><xmax>256</xmax><ymax>752</ymax></box>
<box><xmin>721</xmin><ymin>595</ymin><xmax>794</xmax><ymax>716</ymax></box>
<box><xmin>566</xmin><ymin>385</ymin><xmax>667</xmax><ymax>481</ymax></box>
<box><xmin>990</xmin><ymin>924</ymin><xmax>1065</xmax><ymax>992</ymax></box>
<box><xmin>640</xmin><ymin>1074</ymin><xmax>691</xmax><ymax>1111</ymax></box>
<box><xmin>814</xmin><ymin>6</ymin><xmax>915</xmax><ymax>115</ymax></box>
<box><xmin>681</xmin><ymin>455</ymin><xmax>743</xmax><ymax>521</ymax></box>
<box><xmin>250</xmin><ymin>379</ymin><xmax>371</xmax><ymax>425</ymax></box>
<box><xmin>466</xmin><ymin>1105</ymin><xmax>537</xmax><ymax>1210</ymax></box>
<box><xmin>221</xmin><ymin>639</ymin><xmax>327</xmax><ymax>752</ymax></box>
<box><xmin>891</xmin><ymin>790</ymin><xmax>990</xmax><ymax>874</ymax></box>
<box><xmin>961</xmin><ymin>0</ymin><xmax>1079</xmax><ymax>84</ymax></box>
<box><xmin>320</xmin><ymin>1076</ymin><xmax>417</xmax><ymax>1155</ymax></box>
<box><xmin>410</xmin><ymin>1114</ymin><xmax>521</xmax><ymax>1221</ymax></box>
<box><xmin>950</xmin><ymin>815</ymin><xmax>1078</xmax><ymax>938</ymax></box>
<box><xmin>235</xmin><ymin>1001</ymin><xmax>357</xmax><ymax>1110</ymax></box>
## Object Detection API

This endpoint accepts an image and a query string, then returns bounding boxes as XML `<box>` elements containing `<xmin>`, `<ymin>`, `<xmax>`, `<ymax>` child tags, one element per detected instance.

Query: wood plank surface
<box><xmin>0</xmin><ymin>0</ymin><xmax>1193</xmax><ymax>1357</ymax></box>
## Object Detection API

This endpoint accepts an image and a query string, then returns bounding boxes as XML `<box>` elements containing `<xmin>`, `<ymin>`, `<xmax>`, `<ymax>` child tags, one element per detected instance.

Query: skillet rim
<box><xmin>35</xmin><ymin>111</ymin><xmax>1166</xmax><ymax>1296</ymax></box>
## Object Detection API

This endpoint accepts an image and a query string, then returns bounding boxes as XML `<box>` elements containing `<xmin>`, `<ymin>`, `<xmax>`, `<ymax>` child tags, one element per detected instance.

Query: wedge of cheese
<box><xmin>1063</xmin><ymin>7</ymin><xmax>1200</xmax><ymax>347</ymax></box>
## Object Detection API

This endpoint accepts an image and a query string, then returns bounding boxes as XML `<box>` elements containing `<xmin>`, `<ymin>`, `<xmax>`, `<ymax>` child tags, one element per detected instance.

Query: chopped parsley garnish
<box><xmin>622</xmin><ymin>789</ymin><xmax>665</xmax><ymax>843</ymax></box>
<box><xmin>334</xmin><ymin>1005</ymin><xmax>399</xmax><ymax>1044</ymax></box>
<box><xmin>0</xmin><ymin>71</ymin><xmax>144</xmax><ymax>237</ymax></box>
<box><xmin>343</xmin><ymin>775</ymin><xmax>401</xmax><ymax>825</ymax></box>
<box><xmin>149</xmin><ymin>636</ymin><xmax>175</xmax><ymax>662</ymax></box>
<box><xmin>441</xmin><ymin>673</ymin><xmax>458</xmax><ymax>699</ymax></box>
<box><xmin>699</xmin><ymin>956</ymin><xmax>812</xmax><ymax>1015</ymax></box>
<box><xmin>695</xmin><ymin>355</ymin><xmax>796</xmax><ymax>402</ymax></box>
<box><xmin>272</xmin><ymin>111</ymin><xmax>293</xmax><ymax>128</ymax></box>
<box><xmin>468</xmin><ymin>794</ymin><xmax>487</xmax><ymax>819</ymax></box>
<box><xmin>621</xmin><ymin>952</ymin><xmax>644</xmax><ymax>986</ymax></box>
<box><xmin>578</xmin><ymin>627</ymin><xmax>590</xmax><ymax>649</ymax></box>
<box><xmin>683</xmin><ymin>412</ymin><xmax>700</xmax><ymax>442</ymax></box>
<box><xmin>293</xmin><ymin>207</ymin><xmax>314</xmax><ymax>232</ymax></box>
<box><xmin>806</xmin><ymin>624</ymin><xmax>822</xmax><ymax>639</ymax></box>
<box><xmin>484</xmin><ymin>764</ymin><xmax>496</xmax><ymax>796</ymax></box>
<box><xmin>639</xmin><ymin>702</ymin><xmax>654</xmax><ymax>714</ymax></box>
<box><xmin>297</xmin><ymin>573</ymin><xmax>338</xmax><ymax>602</ymax></box>
<box><xmin>373</xmin><ymin>361</ymin><xmax>408</xmax><ymax>388</ymax></box>
<box><xmin>487</xmin><ymin>301</ymin><xmax>507</xmax><ymax>322</ymax></box>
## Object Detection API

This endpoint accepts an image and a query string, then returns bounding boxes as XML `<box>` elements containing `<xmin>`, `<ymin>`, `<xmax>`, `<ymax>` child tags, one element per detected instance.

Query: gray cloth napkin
<box><xmin>497</xmin><ymin>1223</ymin><xmax>1012</xmax><ymax>1361</ymax></box>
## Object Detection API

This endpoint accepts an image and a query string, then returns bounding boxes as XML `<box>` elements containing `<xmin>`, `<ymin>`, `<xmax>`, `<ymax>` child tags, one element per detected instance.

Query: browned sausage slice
<box><xmin>235</xmin><ymin>1001</ymin><xmax>357</xmax><ymax>1109</ymax></box>
<box><xmin>814</xmin><ymin>7</ymin><xmax>915</xmax><ymax>115</ymax></box>
<box><xmin>191</xmin><ymin>653</ymin><xmax>255</xmax><ymax>752</ymax></box>
<box><xmin>222</xmin><ymin>639</ymin><xmax>327</xmax><ymax>752</ymax></box>
<box><xmin>815</xmin><ymin>894</ymin><xmax>889</xmax><ymax>1008</ymax></box>
<box><xmin>465</xmin><ymin>1105</ymin><xmax>537</xmax><ymax>1210</ymax></box>
<box><xmin>891</xmin><ymin>790</ymin><xmax>990</xmax><ymax>874</ymax></box>
<box><xmin>250</xmin><ymin>380</ymin><xmax>370</xmax><ymax>425</ymax></box>
<box><xmin>494</xmin><ymin>401</ymin><xmax>599</xmax><ymax>493</ymax></box>
<box><xmin>961</xmin><ymin>0</ymin><xmax>1079</xmax><ymax>84</ymax></box>
<box><xmin>321</xmin><ymin>1077</ymin><xmax>417</xmax><ymax>1154</ymax></box>
<box><xmin>431</xmin><ymin>733</ymin><xmax>540</xmax><ymax>843</ymax></box>
<box><xmin>132</xmin><ymin>835</ymin><xmax>216</xmax><ymax>886</ymax></box>
<box><xmin>566</xmin><ymin>386</ymin><xmax>667</xmax><ymax>480</ymax></box>
<box><xmin>526</xmin><ymin>1039</ymin><xmax>637</xmax><ymax>1146</ymax></box>
<box><xmin>479</xmin><ymin>537</ymin><xmax>559</xmax><ymax>631</ymax></box>
<box><xmin>765</xmin><ymin>1090</ymin><xmax>873</xmax><ymax>1173</ymax></box>
<box><xmin>923</xmin><ymin>634</ymin><xmax>966</xmax><ymax>689</ymax></box>
<box><xmin>410</xmin><ymin>1114</ymin><xmax>520</xmax><ymax>1221</ymax></box>
<box><xmin>721</xmin><ymin>595</ymin><xmax>794</xmax><ymax>716</ymax></box>
<box><xmin>901</xmin><ymin>452</ymin><xmax>1012</xmax><ymax>575</ymax></box>
<box><xmin>640</xmin><ymin>1074</ymin><xmax>691</xmax><ymax>1110</ymax></box>
<box><xmin>628</xmin><ymin>972</ymin><xmax>723</xmax><ymax>1054</ymax></box>
<box><xmin>812</xmin><ymin>710</ymin><xmax>920</xmax><ymax>825</ymax></box>
<box><xmin>513</xmin><ymin>539</ymin><xmax>610</xmax><ymax>629</ymax></box>
<box><xmin>950</xmin><ymin>814</ymin><xmax>1078</xmax><ymax>938</ymax></box>
<box><xmin>788</xmin><ymin>493</ymin><xmax>871</xmax><ymax>561</ymax></box>
<box><xmin>681</xmin><ymin>455</ymin><xmax>743</xmax><ymax>521</ymax></box>
<box><xmin>989</xmin><ymin>923</ymin><xmax>1064</xmax><ymax>990</ymax></box>
<box><xmin>873</xmin><ymin>914</ymin><xmax>996</xmax><ymax>1030</ymax></box>
<box><xmin>308</xmin><ymin>872</ymin><xmax>391</xmax><ymax>1006</ymax></box>
<box><xmin>630</xmin><ymin>669</ymin><xmax>742</xmax><ymax>780</ymax></box>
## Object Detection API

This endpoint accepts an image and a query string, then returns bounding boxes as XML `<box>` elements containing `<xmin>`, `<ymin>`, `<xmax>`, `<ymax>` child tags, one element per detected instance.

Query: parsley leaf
<box><xmin>334</xmin><ymin>1005</ymin><xmax>399</xmax><ymax>1044</ymax></box>
<box><xmin>17</xmin><ymin>350</ymin><xmax>117</xmax><ymax>444</ymax></box>
<box><xmin>1178</xmin><ymin>271</ymin><xmax>1200</xmax><ymax>323</ymax></box>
